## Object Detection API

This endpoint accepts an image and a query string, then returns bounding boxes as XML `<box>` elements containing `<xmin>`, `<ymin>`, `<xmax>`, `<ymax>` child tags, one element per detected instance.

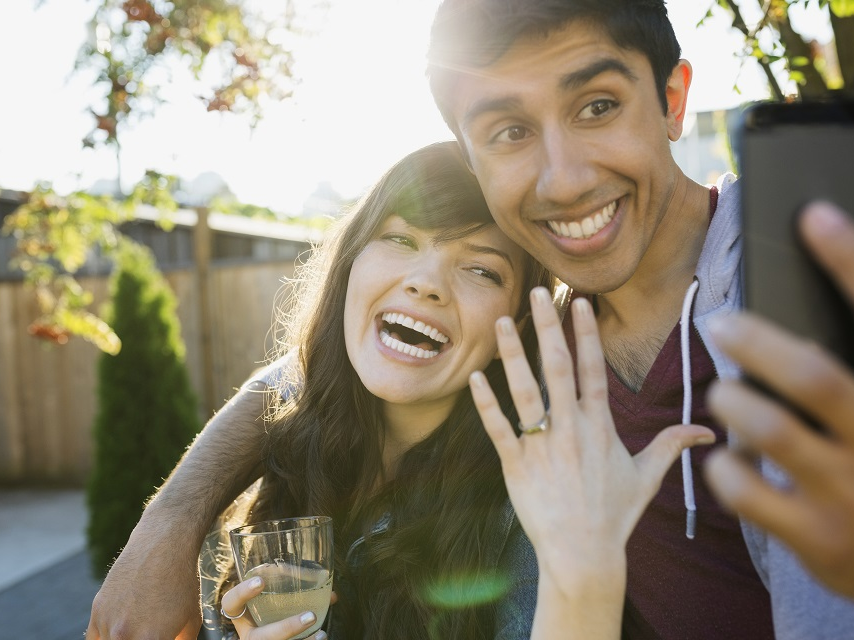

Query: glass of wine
<box><xmin>229</xmin><ymin>517</ymin><xmax>333</xmax><ymax>638</ymax></box>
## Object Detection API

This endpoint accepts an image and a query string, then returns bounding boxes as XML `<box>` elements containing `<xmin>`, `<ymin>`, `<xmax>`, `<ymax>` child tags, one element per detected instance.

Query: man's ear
<box><xmin>665</xmin><ymin>59</ymin><xmax>693</xmax><ymax>142</ymax></box>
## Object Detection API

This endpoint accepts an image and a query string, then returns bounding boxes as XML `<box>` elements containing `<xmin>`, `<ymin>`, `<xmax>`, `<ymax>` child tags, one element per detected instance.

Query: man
<box><xmin>425</xmin><ymin>1</ymin><xmax>854</xmax><ymax>638</ymax></box>
<box><xmin>87</xmin><ymin>2</ymin><xmax>854</xmax><ymax>638</ymax></box>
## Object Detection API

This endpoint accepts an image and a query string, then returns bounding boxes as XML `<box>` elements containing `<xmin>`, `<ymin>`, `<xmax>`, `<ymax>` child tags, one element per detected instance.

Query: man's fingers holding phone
<box><xmin>800</xmin><ymin>201</ymin><xmax>854</xmax><ymax>304</ymax></box>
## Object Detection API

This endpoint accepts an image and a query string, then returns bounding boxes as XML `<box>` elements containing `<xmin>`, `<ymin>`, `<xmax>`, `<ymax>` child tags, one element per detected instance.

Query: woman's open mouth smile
<box><xmin>378</xmin><ymin>312</ymin><xmax>449</xmax><ymax>359</ymax></box>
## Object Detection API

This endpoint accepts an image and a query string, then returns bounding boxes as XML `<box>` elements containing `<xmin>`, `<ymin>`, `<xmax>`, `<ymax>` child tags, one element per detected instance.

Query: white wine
<box><xmin>244</xmin><ymin>562</ymin><xmax>333</xmax><ymax>638</ymax></box>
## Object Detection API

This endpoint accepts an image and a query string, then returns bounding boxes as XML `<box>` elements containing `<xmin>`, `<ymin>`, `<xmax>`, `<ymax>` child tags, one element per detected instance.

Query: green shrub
<box><xmin>86</xmin><ymin>240</ymin><xmax>201</xmax><ymax>578</ymax></box>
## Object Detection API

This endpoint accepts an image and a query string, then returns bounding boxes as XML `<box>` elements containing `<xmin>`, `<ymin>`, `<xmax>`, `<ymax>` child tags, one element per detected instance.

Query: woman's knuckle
<box><xmin>545</xmin><ymin>354</ymin><xmax>572</xmax><ymax>378</ymax></box>
<box><xmin>584</xmin><ymin>385</ymin><xmax>608</xmax><ymax>404</ymax></box>
<box><xmin>517</xmin><ymin>387</ymin><xmax>543</xmax><ymax>407</ymax></box>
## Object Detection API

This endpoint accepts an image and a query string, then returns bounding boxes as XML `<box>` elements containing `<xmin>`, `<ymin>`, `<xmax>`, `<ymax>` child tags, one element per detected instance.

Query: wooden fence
<box><xmin>0</xmin><ymin>260</ymin><xmax>298</xmax><ymax>485</ymax></box>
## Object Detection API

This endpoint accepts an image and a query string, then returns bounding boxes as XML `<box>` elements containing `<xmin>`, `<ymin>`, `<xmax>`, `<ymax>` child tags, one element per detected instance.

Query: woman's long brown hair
<box><xmin>218</xmin><ymin>141</ymin><xmax>554</xmax><ymax>639</ymax></box>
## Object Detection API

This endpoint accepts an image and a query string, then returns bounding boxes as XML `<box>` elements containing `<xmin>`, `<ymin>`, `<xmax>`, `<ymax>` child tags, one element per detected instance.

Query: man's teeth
<box><xmin>380</xmin><ymin>330</ymin><xmax>439</xmax><ymax>359</ymax></box>
<box><xmin>380</xmin><ymin>312</ymin><xmax>448</xmax><ymax>343</ymax></box>
<box><xmin>547</xmin><ymin>201</ymin><xmax>617</xmax><ymax>239</ymax></box>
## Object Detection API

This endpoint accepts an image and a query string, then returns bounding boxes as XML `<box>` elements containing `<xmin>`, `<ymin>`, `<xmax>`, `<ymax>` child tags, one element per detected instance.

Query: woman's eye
<box><xmin>494</xmin><ymin>125</ymin><xmax>530</xmax><ymax>144</ymax></box>
<box><xmin>383</xmin><ymin>233</ymin><xmax>417</xmax><ymax>248</ymax></box>
<box><xmin>470</xmin><ymin>266</ymin><xmax>503</xmax><ymax>285</ymax></box>
<box><xmin>578</xmin><ymin>99</ymin><xmax>617</xmax><ymax>120</ymax></box>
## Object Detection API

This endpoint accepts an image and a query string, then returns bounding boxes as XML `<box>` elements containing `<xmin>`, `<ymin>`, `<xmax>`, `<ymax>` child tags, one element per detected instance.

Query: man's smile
<box><xmin>545</xmin><ymin>199</ymin><xmax>619</xmax><ymax>240</ymax></box>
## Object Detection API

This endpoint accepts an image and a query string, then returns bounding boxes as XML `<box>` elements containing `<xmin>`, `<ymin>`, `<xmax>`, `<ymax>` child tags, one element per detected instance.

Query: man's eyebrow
<box><xmin>560</xmin><ymin>57</ymin><xmax>638</xmax><ymax>92</ymax></box>
<box><xmin>461</xmin><ymin>57</ymin><xmax>638</xmax><ymax>130</ymax></box>
<box><xmin>461</xmin><ymin>96</ymin><xmax>523</xmax><ymax>131</ymax></box>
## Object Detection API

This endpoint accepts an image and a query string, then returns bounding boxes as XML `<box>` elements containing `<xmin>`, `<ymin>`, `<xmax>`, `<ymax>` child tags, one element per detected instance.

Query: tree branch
<box><xmin>770</xmin><ymin>0</ymin><xmax>828</xmax><ymax>98</ymax></box>
<box><xmin>830</xmin><ymin>10</ymin><xmax>854</xmax><ymax>92</ymax></box>
<box><xmin>722</xmin><ymin>0</ymin><xmax>785</xmax><ymax>100</ymax></box>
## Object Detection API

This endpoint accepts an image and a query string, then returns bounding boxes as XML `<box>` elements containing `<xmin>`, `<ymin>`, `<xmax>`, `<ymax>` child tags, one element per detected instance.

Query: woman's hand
<box><xmin>470</xmin><ymin>289</ymin><xmax>715</xmax><ymax>638</ymax></box>
<box><xmin>221</xmin><ymin>577</ymin><xmax>333</xmax><ymax>640</ymax></box>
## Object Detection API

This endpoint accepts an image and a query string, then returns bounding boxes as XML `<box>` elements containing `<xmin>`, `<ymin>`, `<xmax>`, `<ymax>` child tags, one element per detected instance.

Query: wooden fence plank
<box><xmin>0</xmin><ymin>260</ymin><xmax>301</xmax><ymax>484</ymax></box>
<box><xmin>0</xmin><ymin>284</ymin><xmax>25</xmax><ymax>480</ymax></box>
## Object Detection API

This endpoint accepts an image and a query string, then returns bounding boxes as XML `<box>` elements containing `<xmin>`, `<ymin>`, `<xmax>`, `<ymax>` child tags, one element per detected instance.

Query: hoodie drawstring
<box><xmin>680</xmin><ymin>279</ymin><xmax>700</xmax><ymax>539</ymax></box>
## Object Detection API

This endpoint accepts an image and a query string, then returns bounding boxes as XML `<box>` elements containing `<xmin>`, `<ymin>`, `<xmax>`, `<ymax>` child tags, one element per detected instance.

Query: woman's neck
<box><xmin>380</xmin><ymin>396</ymin><xmax>456</xmax><ymax>477</ymax></box>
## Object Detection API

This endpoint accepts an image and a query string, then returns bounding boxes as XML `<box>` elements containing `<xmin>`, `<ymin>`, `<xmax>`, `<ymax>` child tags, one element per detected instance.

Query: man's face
<box><xmin>448</xmin><ymin>22</ymin><xmax>690</xmax><ymax>294</ymax></box>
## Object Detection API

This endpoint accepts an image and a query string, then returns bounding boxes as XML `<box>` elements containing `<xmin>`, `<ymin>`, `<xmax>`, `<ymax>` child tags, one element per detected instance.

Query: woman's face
<box><xmin>344</xmin><ymin>215</ymin><xmax>529</xmax><ymax>427</ymax></box>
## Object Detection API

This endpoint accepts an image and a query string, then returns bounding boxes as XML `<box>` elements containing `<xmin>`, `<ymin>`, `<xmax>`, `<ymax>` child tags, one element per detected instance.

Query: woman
<box><xmin>215</xmin><ymin>141</ymin><xmax>554</xmax><ymax>640</ymax></box>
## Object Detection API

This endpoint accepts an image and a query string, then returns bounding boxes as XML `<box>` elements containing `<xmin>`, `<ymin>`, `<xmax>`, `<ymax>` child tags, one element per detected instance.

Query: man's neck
<box><xmin>595</xmin><ymin>178</ymin><xmax>712</xmax><ymax>391</ymax></box>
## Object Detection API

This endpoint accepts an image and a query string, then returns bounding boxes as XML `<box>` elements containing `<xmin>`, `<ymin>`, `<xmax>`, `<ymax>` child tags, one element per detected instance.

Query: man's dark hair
<box><xmin>427</xmin><ymin>0</ymin><xmax>681</xmax><ymax>136</ymax></box>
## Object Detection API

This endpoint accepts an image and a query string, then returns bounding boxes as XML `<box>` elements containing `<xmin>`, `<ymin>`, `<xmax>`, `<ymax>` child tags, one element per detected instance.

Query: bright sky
<box><xmin>0</xmin><ymin>1</ymin><xmax>835</xmax><ymax>215</ymax></box>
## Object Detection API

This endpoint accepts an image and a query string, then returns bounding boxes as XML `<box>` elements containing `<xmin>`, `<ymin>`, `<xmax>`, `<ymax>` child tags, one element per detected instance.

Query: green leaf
<box><xmin>790</xmin><ymin>70</ymin><xmax>807</xmax><ymax>84</ymax></box>
<box><xmin>830</xmin><ymin>0</ymin><xmax>854</xmax><ymax>16</ymax></box>
<box><xmin>696</xmin><ymin>8</ymin><xmax>714</xmax><ymax>28</ymax></box>
<box><xmin>54</xmin><ymin>307</ymin><xmax>121</xmax><ymax>355</ymax></box>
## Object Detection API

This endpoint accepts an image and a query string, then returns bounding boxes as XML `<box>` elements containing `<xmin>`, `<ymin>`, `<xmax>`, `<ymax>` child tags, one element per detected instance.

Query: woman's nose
<box><xmin>402</xmin><ymin>257</ymin><xmax>450</xmax><ymax>303</ymax></box>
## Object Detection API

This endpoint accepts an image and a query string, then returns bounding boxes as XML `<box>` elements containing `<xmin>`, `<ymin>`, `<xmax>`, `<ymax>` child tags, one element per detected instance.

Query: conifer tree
<box><xmin>87</xmin><ymin>240</ymin><xmax>201</xmax><ymax>578</ymax></box>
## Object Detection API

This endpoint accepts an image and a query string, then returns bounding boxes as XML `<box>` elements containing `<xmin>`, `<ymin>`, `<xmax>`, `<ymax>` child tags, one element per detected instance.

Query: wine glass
<box><xmin>229</xmin><ymin>516</ymin><xmax>333</xmax><ymax>639</ymax></box>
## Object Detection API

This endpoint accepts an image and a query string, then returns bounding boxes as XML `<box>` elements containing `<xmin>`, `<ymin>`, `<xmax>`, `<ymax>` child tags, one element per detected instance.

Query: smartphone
<box><xmin>737</xmin><ymin>98</ymin><xmax>854</xmax><ymax>382</ymax></box>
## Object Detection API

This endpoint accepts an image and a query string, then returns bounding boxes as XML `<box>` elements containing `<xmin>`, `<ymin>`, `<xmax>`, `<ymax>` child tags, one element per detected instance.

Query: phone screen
<box><xmin>737</xmin><ymin>98</ymin><xmax>854</xmax><ymax>371</ymax></box>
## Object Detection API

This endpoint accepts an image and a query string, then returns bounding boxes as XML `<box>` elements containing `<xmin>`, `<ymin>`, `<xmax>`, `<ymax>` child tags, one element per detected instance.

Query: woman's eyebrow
<box><xmin>462</xmin><ymin>242</ymin><xmax>514</xmax><ymax>267</ymax></box>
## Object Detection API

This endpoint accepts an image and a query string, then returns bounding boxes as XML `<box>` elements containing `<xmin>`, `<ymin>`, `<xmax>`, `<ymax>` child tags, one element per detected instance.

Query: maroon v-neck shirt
<box><xmin>561</xmin><ymin>187</ymin><xmax>774</xmax><ymax>639</ymax></box>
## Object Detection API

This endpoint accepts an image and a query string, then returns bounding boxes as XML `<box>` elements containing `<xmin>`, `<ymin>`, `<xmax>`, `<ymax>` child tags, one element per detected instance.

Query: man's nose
<box><xmin>535</xmin><ymin>128</ymin><xmax>597</xmax><ymax>204</ymax></box>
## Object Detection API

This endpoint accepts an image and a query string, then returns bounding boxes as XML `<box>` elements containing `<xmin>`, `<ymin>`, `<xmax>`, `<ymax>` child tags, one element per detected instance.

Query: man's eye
<box><xmin>495</xmin><ymin>125</ymin><xmax>530</xmax><ymax>143</ymax></box>
<box><xmin>578</xmin><ymin>99</ymin><xmax>617</xmax><ymax>120</ymax></box>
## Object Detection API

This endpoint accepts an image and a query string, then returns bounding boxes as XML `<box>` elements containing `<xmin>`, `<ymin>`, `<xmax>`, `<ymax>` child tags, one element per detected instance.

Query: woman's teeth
<box><xmin>547</xmin><ymin>200</ymin><xmax>617</xmax><ymax>239</ymax></box>
<box><xmin>379</xmin><ymin>312</ymin><xmax>448</xmax><ymax>359</ymax></box>
<box><xmin>380</xmin><ymin>312</ymin><xmax>448</xmax><ymax>343</ymax></box>
<box><xmin>380</xmin><ymin>329</ymin><xmax>439</xmax><ymax>358</ymax></box>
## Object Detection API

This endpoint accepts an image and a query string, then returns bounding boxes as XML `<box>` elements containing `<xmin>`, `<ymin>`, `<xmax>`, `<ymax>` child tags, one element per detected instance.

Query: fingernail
<box><xmin>532</xmin><ymin>287</ymin><xmax>550</xmax><ymax>304</ymax></box>
<box><xmin>248</xmin><ymin>576</ymin><xmax>262</xmax><ymax>589</ymax></box>
<box><xmin>300</xmin><ymin>611</ymin><xmax>316</xmax><ymax>625</ymax></box>
<box><xmin>469</xmin><ymin>371</ymin><xmax>486</xmax><ymax>388</ymax></box>
<box><xmin>572</xmin><ymin>297</ymin><xmax>591</xmax><ymax>316</ymax></box>
<box><xmin>804</xmin><ymin>201</ymin><xmax>847</xmax><ymax>235</ymax></box>
<box><xmin>707</xmin><ymin>316</ymin><xmax>729</xmax><ymax>342</ymax></box>
<box><xmin>697</xmin><ymin>432</ymin><xmax>717</xmax><ymax>446</ymax></box>
<box><xmin>316</xmin><ymin>632</ymin><xmax>328</xmax><ymax>640</ymax></box>
<box><xmin>497</xmin><ymin>316</ymin><xmax>515</xmax><ymax>336</ymax></box>
<box><xmin>708</xmin><ymin>316</ymin><xmax>722</xmax><ymax>334</ymax></box>
<box><xmin>704</xmin><ymin>450</ymin><xmax>743</xmax><ymax>499</ymax></box>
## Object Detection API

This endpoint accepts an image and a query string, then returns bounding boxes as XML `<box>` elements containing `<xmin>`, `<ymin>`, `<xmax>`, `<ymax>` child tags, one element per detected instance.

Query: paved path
<box><xmin>0</xmin><ymin>489</ymin><xmax>88</xmax><ymax>591</ymax></box>
<box><xmin>0</xmin><ymin>489</ymin><xmax>218</xmax><ymax>640</ymax></box>
<box><xmin>0</xmin><ymin>489</ymin><xmax>100</xmax><ymax>640</ymax></box>
<box><xmin>0</xmin><ymin>549</ymin><xmax>101</xmax><ymax>640</ymax></box>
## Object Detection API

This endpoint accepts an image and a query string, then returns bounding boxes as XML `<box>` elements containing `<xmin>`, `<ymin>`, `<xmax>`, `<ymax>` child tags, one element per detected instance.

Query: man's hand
<box><xmin>86</xmin><ymin>501</ymin><xmax>204</xmax><ymax>639</ymax></box>
<box><xmin>705</xmin><ymin>201</ymin><xmax>854</xmax><ymax>600</ymax></box>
